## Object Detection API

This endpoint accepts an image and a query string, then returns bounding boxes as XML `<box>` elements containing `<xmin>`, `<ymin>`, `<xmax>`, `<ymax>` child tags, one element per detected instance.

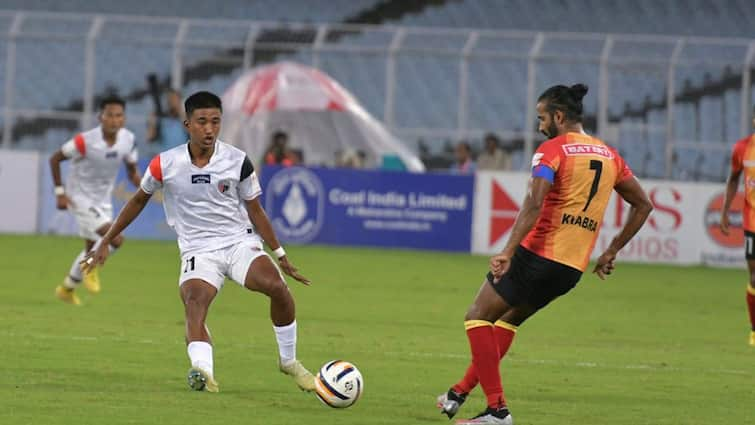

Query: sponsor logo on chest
<box><xmin>191</xmin><ymin>174</ymin><xmax>211</xmax><ymax>184</ymax></box>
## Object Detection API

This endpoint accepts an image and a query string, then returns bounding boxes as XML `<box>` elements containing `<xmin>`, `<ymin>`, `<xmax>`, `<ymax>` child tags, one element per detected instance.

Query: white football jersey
<box><xmin>61</xmin><ymin>126</ymin><xmax>138</xmax><ymax>209</ymax></box>
<box><xmin>140</xmin><ymin>140</ymin><xmax>262</xmax><ymax>256</ymax></box>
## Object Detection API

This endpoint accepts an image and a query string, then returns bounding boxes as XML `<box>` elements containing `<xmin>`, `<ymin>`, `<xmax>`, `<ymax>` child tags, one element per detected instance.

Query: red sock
<box><xmin>747</xmin><ymin>286</ymin><xmax>755</xmax><ymax>330</ymax></box>
<box><xmin>453</xmin><ymin>321</ymin><xmax>517</xmax><ymax>395</ymax></box>
<box><xmin>464</xmin><ymin>320</ymin><xmax>505</xmax><ymax>408</ymax></box>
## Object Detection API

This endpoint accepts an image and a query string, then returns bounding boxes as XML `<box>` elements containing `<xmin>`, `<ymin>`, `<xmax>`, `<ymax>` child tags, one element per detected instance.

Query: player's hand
<box><xmin>720</xmin><ymin>213</ymin><xmax>730</xmax><ymax>235</ymax></box>
<box><xmin>81</xmin><ymin>242</ymin><xmax>110</xmax><ymax>272</ymax></box>
<box><xmin>278</xmin><ymin>256</ymin><xmax>311</xmax><ymax>286</ymax></box>
<box><xmin>489</xmin><ymin>253</ymin><xmax>512</xmax><ymax>280</ymax></box>
<box><xmin>56</xmin><ymin>194</ymin><xmax>70</xmax><ymax>210</ymax></box>
<box><xmin>593</xmin><ymin>250</ymin><xmax>617</xmax><ymax>280</ymax></box>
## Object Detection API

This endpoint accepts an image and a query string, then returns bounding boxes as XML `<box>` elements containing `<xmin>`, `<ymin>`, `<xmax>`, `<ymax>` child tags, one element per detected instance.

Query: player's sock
<box><xmin>62</xmin><ymin>276</ymin><xmax>80</xmax><ymax>289</ymax></box>
<box><xmin>453</xmin><ymin>320</ymin><xmax>517</xmax><ymax>395</ymax></box>
<box><xmin>273</xmin><ymin>320</ymin><xmax>297</xmax><ymax>365</ymax></box>
<box><xmin>465</xmin><ymin>320</ymin><xmax>506</xmax><ymax>409</ymax></box>
<box><xmin>68</xmin><ymin>249</ymin><xmax>87</xmax><ymax>283</ymax></box>
<box><xmin>747</xmin><ymin>285</ymin><xmax>755</xmax><ymax>331</ymax></box>
<box><xmin>187</xmin><ymin>341</ymin><xmax>214</xmax><ymax>377</ymax></box>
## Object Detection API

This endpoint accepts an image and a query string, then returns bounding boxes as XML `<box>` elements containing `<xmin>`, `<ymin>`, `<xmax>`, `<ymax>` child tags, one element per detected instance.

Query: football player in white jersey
<box><xmin>84</xmin><ymin>91</ymin><xmax>315</xmax><ymax>394</ymax></box>
<box><xmin>49</xmin><ymin>96</ymin><xmax>141</xmax><ymax>305</ymax></box>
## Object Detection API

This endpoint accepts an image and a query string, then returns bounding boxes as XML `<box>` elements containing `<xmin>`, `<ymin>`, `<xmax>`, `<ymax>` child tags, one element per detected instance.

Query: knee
<box><xmin>183</xmin><ymin>292</ymin><xmax>209</xmax><ymax>312</ymax></box>
<box><xmin>464</xmin><ymin>304</ymin><xmax>482</xmax><ymax>322</ymax></box>
<box><xmin>267</xmin><ymin>279</ymin><xmax>291</xmax><ymax>301</ymax></box>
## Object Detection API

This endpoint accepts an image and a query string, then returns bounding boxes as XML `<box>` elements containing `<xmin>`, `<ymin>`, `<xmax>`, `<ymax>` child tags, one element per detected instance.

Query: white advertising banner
<box><xmin>0</xmin><ymin>150</ymin><xmax>40</xmax><ymax>233</ymax></box>
<box><xmin>472</xmin><ymin>171</ymin><xmax>745</xmax><ymax>268</ymax></box>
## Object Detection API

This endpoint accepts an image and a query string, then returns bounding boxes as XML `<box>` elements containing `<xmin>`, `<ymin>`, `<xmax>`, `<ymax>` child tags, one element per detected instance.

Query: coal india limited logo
<box><xmin>265</xmin><ymin>167</ymin><xmax>325</xmax><ymax>243</ymax></box>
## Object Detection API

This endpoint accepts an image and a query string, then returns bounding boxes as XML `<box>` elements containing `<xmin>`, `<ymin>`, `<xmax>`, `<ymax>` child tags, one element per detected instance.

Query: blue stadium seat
<box><xmin>5</xmin><ymin>0</ymin><xmax>755</xmax><ymax>181</ymax></box>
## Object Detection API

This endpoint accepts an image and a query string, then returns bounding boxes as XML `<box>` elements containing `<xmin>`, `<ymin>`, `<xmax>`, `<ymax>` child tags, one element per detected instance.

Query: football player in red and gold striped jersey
<box><xmin>441</xmin><ymin>84</ymin><xmax>653</xmax><ymax>425</ymax></box>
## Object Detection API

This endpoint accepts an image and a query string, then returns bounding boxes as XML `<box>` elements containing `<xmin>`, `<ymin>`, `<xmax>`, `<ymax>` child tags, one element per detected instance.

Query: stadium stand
<box><xmin>1</xmin><ymin>0</ymin><xmax>753</xmax><ymax>180</ymax></box>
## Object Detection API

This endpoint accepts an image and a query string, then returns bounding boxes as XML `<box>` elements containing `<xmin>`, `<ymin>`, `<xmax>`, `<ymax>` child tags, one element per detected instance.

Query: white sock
<box><xmin>187</xmin><ymin>341</ymin><xmax>214</xmax><ymax>377</ymax></box>
<box><xmin>68</xmin><ymin>250</ymin><xmax>87</xmax><ymax>282</ymax></box>
<box><xmin>273</xmin><ymin>320</ymin><xmax>297</xmax><ymax>365</ymax></box>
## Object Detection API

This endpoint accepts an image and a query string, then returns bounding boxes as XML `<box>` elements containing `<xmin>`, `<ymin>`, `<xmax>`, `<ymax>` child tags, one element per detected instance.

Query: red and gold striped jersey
<box><xmin>730</xmin><ymin>134</ymin><xmax>755</xmax><ymax>231</ymax></box>
<box><xmin>521</xmin><ymin>132</ymin><xmax>633</xmax><ymax>271</ymax></box>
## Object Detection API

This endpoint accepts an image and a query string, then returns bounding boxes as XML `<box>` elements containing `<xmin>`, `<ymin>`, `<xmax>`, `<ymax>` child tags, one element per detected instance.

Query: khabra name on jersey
<box><xmin>561</xmin><ymin>213</ymin><xmax>598</xmax><ymax>232</ymax></box>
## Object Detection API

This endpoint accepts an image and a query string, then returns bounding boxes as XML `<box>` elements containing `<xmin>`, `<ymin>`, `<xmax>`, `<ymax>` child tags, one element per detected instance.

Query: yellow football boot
<box><xmin>82</xmin><ymin>266</ymin><xmax>101</xmax><ymax>294</ymax></box>
<box><xmin>55</xmin><ymin>283</ymin><xmax>81</xmax><ymax>306</ymax></box>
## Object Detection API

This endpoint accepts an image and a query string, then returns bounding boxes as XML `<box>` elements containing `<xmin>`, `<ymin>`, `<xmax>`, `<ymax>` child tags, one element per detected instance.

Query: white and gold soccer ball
<box><xmin>314</xmin><ymin>360</ymin><xmax>363</xmax><ymax>408</ymax></box>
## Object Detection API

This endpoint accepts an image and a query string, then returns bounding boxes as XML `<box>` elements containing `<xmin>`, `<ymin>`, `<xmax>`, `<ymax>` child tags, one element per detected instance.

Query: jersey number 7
<box><xmin>582</xmin><ymin>160</ymin><xmax>603</xmax><ymax>212</ymax></box>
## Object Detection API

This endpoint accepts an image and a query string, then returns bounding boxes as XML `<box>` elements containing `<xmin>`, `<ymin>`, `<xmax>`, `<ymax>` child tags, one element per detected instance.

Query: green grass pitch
<box><xmin>0</xmin><ymin>235</ymin><xmax>752</xmax><ymax>424</ymax></box>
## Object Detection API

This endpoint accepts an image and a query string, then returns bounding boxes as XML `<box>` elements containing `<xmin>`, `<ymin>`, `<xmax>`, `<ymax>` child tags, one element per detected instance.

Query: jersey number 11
<box><xmin>184</xmin><ymin>256</ymin><xmax>195</xmax><ymax>273</ymax></box>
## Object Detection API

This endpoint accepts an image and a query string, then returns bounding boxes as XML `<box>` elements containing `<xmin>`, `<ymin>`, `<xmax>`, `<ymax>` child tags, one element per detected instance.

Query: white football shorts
<box><xmin>178</xmin><ymin>239</ymin><xmax>283</xmax><ymax>290</ymax></box>
<box><xmin>70</xmin><ymin>202</ymin><xmax>113</xmax><ymax>241</ymax></box>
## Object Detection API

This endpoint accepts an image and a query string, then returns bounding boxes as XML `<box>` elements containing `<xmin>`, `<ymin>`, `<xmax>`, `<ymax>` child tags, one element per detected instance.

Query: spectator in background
<box><xmin>286</xmin><ymin>148</ymin><xmax>303</xmax><ymax>166</ymax></box>
<box><xmin>264</xmin><ymin>131</ymin><xmax>293</xmax><ymax>166</ymax></box>
<box><xmin>477</xmin><ymin>133</ymin><xmax>512</xmax><ymax>171</ymax></box>
<box><xmin>337</xmin><ymin>148</ymin><xmax>365</xmax><ymax>169</ymax></box>
<box><xmin>147</xmin><ymin>88</ymin><xmax>188</xmax><ymax>150</ymax></box>
<box><xmin>450</xmin><ymin>141</ymin><xmax>476</xmax><ymax>174</ymax></box>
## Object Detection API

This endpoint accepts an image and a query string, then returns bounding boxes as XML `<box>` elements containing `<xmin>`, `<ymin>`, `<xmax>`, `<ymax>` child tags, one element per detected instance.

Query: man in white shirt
<box><xmin>477</xmin><ymin>133</ymin><xmax>512</xmax><ymax>171</ymax></box>
<box><xmin>84</xmin><ymin>91</ymin><xmax>315</xmax><ymax>394</ymax></box>
<box><xmin>49</xmin><ymin>96</ymin><xmax>141</xmax><ymax>305</ymax></box>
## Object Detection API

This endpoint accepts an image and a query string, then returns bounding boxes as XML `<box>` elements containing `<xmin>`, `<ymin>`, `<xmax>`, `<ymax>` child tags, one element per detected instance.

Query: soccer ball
<box><xmin>314</xmin><ymin>360</ymin><xmax>363</xmax><ymax>408</ymax></box>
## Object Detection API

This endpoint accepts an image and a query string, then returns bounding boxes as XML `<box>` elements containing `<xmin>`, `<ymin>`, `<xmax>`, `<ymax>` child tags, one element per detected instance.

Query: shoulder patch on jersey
<box><xmin>531</xmin><ymin>152</ymin><xmax>544</xmax><ymax>167</ymax></box>
<box><xmin>240</xmin><ymin>155</ymin><xmax>254</xmax><ymax>181</ymax></box>
<box><xmin>149</xmin><ymin>155</ymin><xmax>163</xmax><ymax>182</ymax></box>
<box><xmin>74</xmin><ymin>134</ymin><xmax>86</xmax><ymax>156</ymax></box>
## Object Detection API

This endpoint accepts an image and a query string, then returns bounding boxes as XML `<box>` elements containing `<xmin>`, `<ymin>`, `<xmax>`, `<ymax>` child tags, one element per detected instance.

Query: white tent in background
<box><xmin>220</xmin><ymin>61</ymin><xmax>425</xmax><ymax>172</ymax></box>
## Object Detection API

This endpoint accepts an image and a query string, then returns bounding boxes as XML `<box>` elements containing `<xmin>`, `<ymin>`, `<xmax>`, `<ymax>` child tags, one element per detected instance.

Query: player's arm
<box><xmin>83</xmin><ymin>189</ymin><xmax>152</xmax><ymax>271</ymax></box>
<box><xmin>720</xmin><ymin>167</ymin><xmax>742</xmax><ymax>235</ymax></box>
<box><xmin>237</xmin><ymin>156</ymin><xmax>310</xmax><ymax>285</ymax></box>
<box><xmin>84</xmin><ymin>155</ymin><xmax>161</xmax><ymax>270</ymax></box>
<box><xmin>124</xmin><ymin>160</ymin><xmax>142</xmax><ymax>188</ymax></box>
<box><xmin>245</xmin><ymin>197</ymin><xmax>310</xmax><ymax>285</ymax></box>
<box><xmin>49</xmin><ymin>149</ymin><xmax>70</xmax><ymax>210</ymax></box>
<box><xmin>490</xmin><ymin>175</ymin><xmax>552</xmax><ymax>278</ymax></box>
<box><xmin>593</xmin><ymin>177</ymin><xmax>653</xmax><ymax>279</ymax></box>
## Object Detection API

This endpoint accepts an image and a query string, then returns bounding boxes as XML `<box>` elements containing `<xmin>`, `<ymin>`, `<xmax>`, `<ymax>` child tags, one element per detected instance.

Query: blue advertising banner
<box><xmin>260</xmin><ymin>166</ymin><xmax>474</xmax><ymax>252</ymax></box>
<box><xmin>39</xmin><ymin>158</ymin><xmax>175</xmax><ymax>240</ymax></box>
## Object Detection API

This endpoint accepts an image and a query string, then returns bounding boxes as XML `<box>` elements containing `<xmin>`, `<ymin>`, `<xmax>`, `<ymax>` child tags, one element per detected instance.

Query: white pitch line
<box><xmin>3</xmin><ymin>331</ymin><xmax>751</xmax><ymax>377</ymax></box>
<box><xmin>384</xmin><ymin>351</ymin><xmax>752</xmax><ymax>376</ymax></box>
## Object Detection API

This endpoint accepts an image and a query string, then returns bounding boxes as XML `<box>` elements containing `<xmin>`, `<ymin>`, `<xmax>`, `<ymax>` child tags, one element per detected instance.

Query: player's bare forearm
<box><xmin>501</xmin><ymin>204</ymin><xmax>540</xmax><ymax>256</ymax></box>
<box><xmin>49</xmin><ymin>150</ymin><xmax>67</xmax><ymax>187</ymax></box>
<box><xmin>501</xmin><ymin>177</ymin><xmax>551</xmax><ymax>255</ymax></box>
<box><xmin>607</xmin><ymin>177</ymin><xmax>653</xmax><ymax>254</ymax></box>
<box><xmin>125</xmin><ymin>162</ymin><xmax>141</xmax><ymax>188</ymax></box>
<box><xmin>245</xmin><ymin>198</ymin><xmax>282</xmax><ymax>250</ymax></box>
<box><xmin>722</xmin><ymin>170</ymin><xmax>741</xmax><ymax>215</ymax></box>
<box><xmin>101</xmin><ymin>189</ymin><xmax>151</xmax><ymax>244</ymax></box>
